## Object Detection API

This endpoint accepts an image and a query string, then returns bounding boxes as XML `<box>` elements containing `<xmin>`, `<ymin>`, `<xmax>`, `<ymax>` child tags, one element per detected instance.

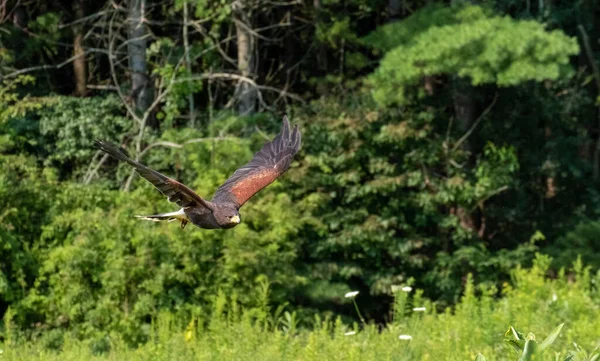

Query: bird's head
<box><xmin>227</xmin><ymin>214</ymin><xmax>241</xmax><ymax>227</ymax></box>
<box><xmin>214</xmin><ymin>206</ymin><xmax>241</xmax><ymax>229</ymax></box>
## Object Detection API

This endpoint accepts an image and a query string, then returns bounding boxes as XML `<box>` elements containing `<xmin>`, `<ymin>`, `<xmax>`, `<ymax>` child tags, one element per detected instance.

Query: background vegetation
<box><xmin>1</xmin><ymin>0</ymin><xmax>600</xmax><ymax>357</ymax></box>
<box><xmin>2</xmin><ymin>255</ymin><xmax>600</xmax><ymax>360</ymax></box>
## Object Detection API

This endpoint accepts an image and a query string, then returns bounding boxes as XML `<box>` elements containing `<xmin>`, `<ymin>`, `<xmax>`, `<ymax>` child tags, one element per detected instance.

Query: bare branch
<box><xmin>115</xmin><ymin>33</ymin><xmax>153</xmax><ymax>52</ymax></box>
<box><xmin>177</xmin><ymin>72</ymin><xmax>305</xmax><ymax>104</ymax></box>
<box><xmin>83</xmin><ymin>149</ymin><xmax>102</xmax><ymax>183</ymax></box>
<box><xmin>232</xmin><ymin>18</ymin><xmax>289</xmax><ymax>42</ymax></box>
<box><xmin>124</xmin><ymin>55</ymin><xmax>186</xmax><ymax>191</ymax></box>
<box><xmin>84</xmin><ymin>154</ymin><xmax>110</xmax><ymax>185</ymax></box>
<box><xmin>262</xmin><ymin>0</ymin><xmax>302</xmax><ymax>5</ymax></box>
<box><xmin>1</xmin><ymin>49</ymin><xmax>106</xmax><ymax>80</ymax></box>
<box><xmin>476</xmin><ymin>185</ymin><xmax>510</xmax><ymax>210</ymax></box>
<box><xmin>254</xmin><ymin>125</ymin><xmax>273</xmax><ymax>141</ymax></box>
<box><xmin>182</xmin><ymin>0</ymin><xmax>196</xmax><ymax>127</ymax></box>
<box><xmin>579</xmin><ymin>25</ymin><xmax>600</xmax><ymax>90</ymax></box>
<box><xmin>0</xmin><ymin>0</ymin><xmax>9</xmax><ymax>24</ymax></box>
<box><xmin>452</xmin><ymin>94</ymin><xmax>498</xmax><ymax>153</ymax></box>
<box><xmin>138</xmin><ymin>137</ymin><xmax>241</xmax><ymax>159</ymax></box>
<box><xmin>190</xmin><ymin>22</ymin><xmax>237</xmax><ymax>64</ymax></box>
<box><xmin>58</xmin><ymin>9</ymin><xmax>111</xmax><ymax>29</ymax></box>
<box><xmin>86</xmin><ymin>84</ymin><xmax>119</xmax><ymax>90</ymax></box>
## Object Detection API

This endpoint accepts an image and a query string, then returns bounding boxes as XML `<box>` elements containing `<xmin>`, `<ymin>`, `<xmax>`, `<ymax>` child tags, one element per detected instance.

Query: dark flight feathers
<box><xmin>95</xmin><ymin>115</ymin><xmax>301</xmax><ymax>214</ymax></box>
<box><xmin>94</xmin><ymin>140</ymin><xmax>212</xmax><ymax>210</ymax></box>
<box><xmin>211</xmin><ymin>115</ymin><xmax>301</xmax><ymax>208</ymax></box>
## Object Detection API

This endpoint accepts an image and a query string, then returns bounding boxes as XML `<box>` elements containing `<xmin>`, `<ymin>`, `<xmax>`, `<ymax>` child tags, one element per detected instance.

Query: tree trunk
<box><xmin>11</xmin><ymin>5</ymin><xmax>27</xmax><ymax>29</ymax></box>
<box><xmin>128</xmin><ymin>0</ymin><xmax>154</xmax><ymax>121</ymax></box>
<box><xmin>233</xmin><ymin>0</ymin><xmax>256</xmax><ymax>115</ymax></box>
<box><xmin>453</xmin><ymin>81</ymin><xmax>476</xmax><ymax>153</ymax></box>
<box><xmin>73</xmin><ymin>0</ymin><xmax>87</xmax><ymax>96</ymax></box>
<box><xmin>314</xmin><ymin>0</ymin><xmax>328</xmax><ymax>72</ymax></box>
<box><xmin>182</xmin><ymin>0</ymin><xmax>196</xmax><ymax>127</ymax></box>
<box><xmin>453</xmin><ymin>78</ymin><xmax>479</xmax><ymax>235</ymax></box>
<box><xmin>388</xmin><ymin>0</ymin><xmax>402</xmax><ymax>19</ymax></box>
<box><xmin>577</xmin><ymin>4</ymin><xmax>599</xmax><ymax>181</ymax></box>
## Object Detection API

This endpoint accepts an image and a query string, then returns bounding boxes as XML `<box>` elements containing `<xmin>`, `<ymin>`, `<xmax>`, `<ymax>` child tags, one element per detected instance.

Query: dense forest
<box><xmin>1</xmin><ymin>0</ymin><xmax>600</xmax><ymax>349</ymax></box>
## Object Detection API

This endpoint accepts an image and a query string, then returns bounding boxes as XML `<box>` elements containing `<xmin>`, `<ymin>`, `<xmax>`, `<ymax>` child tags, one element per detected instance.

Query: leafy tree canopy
<box><xmin>364</xmin><ymin>4</ymin><xmax>580</xmax><ymax>105</ymax></box>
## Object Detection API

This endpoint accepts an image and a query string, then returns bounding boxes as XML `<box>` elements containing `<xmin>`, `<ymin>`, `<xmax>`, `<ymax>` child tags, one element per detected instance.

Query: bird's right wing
<box><xmin>211</xmin><ymin>116</ymin><xmax>301</xmax><ymax>208</ymax></box>
<box><xmin>95</xmin><ymin>140</ymin><xmax>213</xmax><ymax>210</ymax></box>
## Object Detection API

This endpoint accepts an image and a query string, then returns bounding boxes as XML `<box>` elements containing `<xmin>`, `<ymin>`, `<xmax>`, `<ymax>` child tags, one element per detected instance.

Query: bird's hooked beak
<box><xmin>231</xmin><ymin>215</ymin><xmax>241</xmax><ymax>224</ymax></box>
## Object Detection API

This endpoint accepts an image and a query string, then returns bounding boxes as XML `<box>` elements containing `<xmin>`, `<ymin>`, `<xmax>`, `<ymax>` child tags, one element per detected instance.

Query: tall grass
<box><xmin>1</xmin><ymin>254</ymin><xmax>599</xmax><ymax>361</ymax></box>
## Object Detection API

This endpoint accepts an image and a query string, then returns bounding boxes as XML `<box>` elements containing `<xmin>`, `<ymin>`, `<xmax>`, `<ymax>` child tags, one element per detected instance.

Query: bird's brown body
<box><xmin>185</xmin><ymin>204</ymin><xmax>237</xmax><ymax>229</ymax></box>
<box><xmin>95</xmin><ymin>116</ymin><xmax>301</xmax><ymax>230</ymax></box>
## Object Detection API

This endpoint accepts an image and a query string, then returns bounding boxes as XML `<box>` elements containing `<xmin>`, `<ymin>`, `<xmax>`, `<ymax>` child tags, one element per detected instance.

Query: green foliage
<box><xmin>37</xmin><ymin>95</ymin><xmax>131</xmax><ymax>176</ymax></box>
<box><xmin>316</xmin><ymin>17</ymin><xmax>358</xmax><ymax>48</ymax></box>
<box><xmin>364</xmin><ymin>4</ymin><xmax>579</xmax><ymax>105</ymax></box>
<box><xmin>149</xmin><ymin>58</ymin><xmax>202</xmax><ymax>126</ymax></box>
<box><xmin>0</xmin><ymin>76</ymin><xmax>47</xmax><ymax>125</ymax></box>
<box><xmin>548</xmin><ymin>220</ymin><xmax>600</xmax><ymax>270</ymax></box>
<box><xmin>3</xmin><ymin>0</ymin><xmax>600</xmax><ymax>353</ymax></box>
<box><xmin>190</xmin><ymin>0</ymin><xmax>231</xmax><ymax>22</ymax></box>
<box><xmin>569</xmin><ymin>343</ymin><xmax>600</xmax><ymax>361</ymax></box>
<box><xmin>0</xmin><ymin>154</ymin><xmax>55</xmax><ymax>307</ymax></box>
<box><xmin>292</xmin><ymin>95</ymin><xmax>535</xmax><ymax>308</ymax></box>
<box><xmin>501</xmin><ymin>323</ymin><xmax>566</xmax><ymax>361</ymax></box>
<box><xmin>1</xmin><ymin>113</ymin><xmax>313</xmax><ymax>344</ymax></box>
<box><xmin>2</xmin><ymin>257</ymin><xmax>600</xmax><ymax>360</ymax></box>
<box><xmin>28</xmin><ymin>13</ymin><xmax>61</xmax><ymax>56</ymax></box>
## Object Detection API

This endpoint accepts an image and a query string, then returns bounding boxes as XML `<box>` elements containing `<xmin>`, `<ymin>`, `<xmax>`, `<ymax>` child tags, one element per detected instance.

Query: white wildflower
<box><xmin>412</xmin><ymin>307</ymin><xmax>426</xmax><ymax>312</ymax></box>
<box><xmin>344</xmin><ymin>331</ymin><xmax>356</xmax><ymax>336</ymax></box>
<box><xmin>345</xmin><ymin>291</ymin><xmax>359</xmax><ymax>299</ymax></box>
<box><xmin>552</xmin><ymin>293</ymin><xmax>558</xmax><ymax>302</ymax></box>
<box><xmin>398</xmin><ymin>335</ymin><xmax>413</xmax><ymax>340</ymax></box>
<box><xmin>402</xmin><ymin>286</ymin><xmax>412</xmax><ymax>292</ymax></box>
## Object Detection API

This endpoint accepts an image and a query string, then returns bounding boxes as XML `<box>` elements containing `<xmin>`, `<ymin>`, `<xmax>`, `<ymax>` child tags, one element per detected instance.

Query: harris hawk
<box><xmin>95</xmin><ymin>115</ymin><xmax>301</xmax><ymax>230</ymax></box>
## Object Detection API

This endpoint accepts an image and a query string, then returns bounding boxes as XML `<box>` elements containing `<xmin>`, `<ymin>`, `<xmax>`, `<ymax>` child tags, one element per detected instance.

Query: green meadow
<box><xmin>2</xmin><ymin>255</ymin><xmax>599</xmax><ymax>361</ymax></box>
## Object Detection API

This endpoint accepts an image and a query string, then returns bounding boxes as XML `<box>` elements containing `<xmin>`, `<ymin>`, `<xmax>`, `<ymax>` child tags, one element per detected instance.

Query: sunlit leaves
<box><xmin>38</xmin><ymin>95</ymin><xmax>130</xmax><ymax>174</ymax></box>
<box><xmin>0</xmin><ymin>116</ymin><xmax>312</xmax><ymax>343</ymax></box>
<box><xmin>364</xmin><ymin>4</ymin><xmax>579</xmax><ymax>106</ymax></box>
<box><xmin>0</xmin><ymin>76</ymin><xmax>47</xmax><ymax>124</ymax></box>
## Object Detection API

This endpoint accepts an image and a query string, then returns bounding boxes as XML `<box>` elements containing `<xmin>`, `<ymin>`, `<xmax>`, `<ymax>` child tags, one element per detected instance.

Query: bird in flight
<box><xmin>95</xmin><ymin>116</ymin><xmax>301</xmax><ymax>230</ymax></box>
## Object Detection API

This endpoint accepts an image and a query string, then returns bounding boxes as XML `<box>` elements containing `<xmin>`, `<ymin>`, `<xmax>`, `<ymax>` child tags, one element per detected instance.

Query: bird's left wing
<box><xmin>95</xmin><ymin>140</ymin><xmax>213</xmax><ymax>210</ymax></box>
<box><xmin>211</xmin><ymin>116</ymin><xmax>301</xmax><ymax>208</ymax></box>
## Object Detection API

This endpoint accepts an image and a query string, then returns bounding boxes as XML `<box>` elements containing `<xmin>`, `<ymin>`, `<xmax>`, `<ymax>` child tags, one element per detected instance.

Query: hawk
<box><xmin>95</xmin><ymin>116</ymin><xmax>301</xmax><ymax>230</ymax></box>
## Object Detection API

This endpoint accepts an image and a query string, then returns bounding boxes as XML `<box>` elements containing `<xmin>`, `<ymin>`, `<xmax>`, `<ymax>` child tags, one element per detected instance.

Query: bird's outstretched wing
<box><xmin>211</xmin><ymin>115</ymin><xmax>301</xmax><ymax>208</ymax></box>
<box><xmin>95</xmin><ymin>140</ymin><xmax>213</xmax><ymax>210</ymax></box>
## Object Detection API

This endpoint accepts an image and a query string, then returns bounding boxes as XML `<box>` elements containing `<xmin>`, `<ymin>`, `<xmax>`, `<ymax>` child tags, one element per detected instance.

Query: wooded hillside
<box><xmin>1</xmin><ymin>0</ymin><xmax>600</xmax><ymax>347</ymax></box>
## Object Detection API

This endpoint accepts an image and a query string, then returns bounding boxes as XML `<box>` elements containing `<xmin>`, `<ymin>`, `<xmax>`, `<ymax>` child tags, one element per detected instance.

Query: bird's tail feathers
<box><xmin>135</xmin><ymin>209</ymin><xmax>190</xmax><ymax>229</ymax></box>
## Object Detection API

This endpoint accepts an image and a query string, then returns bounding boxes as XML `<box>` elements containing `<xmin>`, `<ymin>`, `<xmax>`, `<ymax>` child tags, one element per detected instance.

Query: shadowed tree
<box><xmin>72</xmin><ymin>0</ymin><xmax>87</xmax><ymax>96</ymax></box>
<box><xmin>233</xmin><ymin>0</ymin><xmax>257</xmax><ymax>115</ymax></box>
<box><xmin>128</xmin><ymin>0</ymin><xmax>154</xmax><ymax>121</ymax></box>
